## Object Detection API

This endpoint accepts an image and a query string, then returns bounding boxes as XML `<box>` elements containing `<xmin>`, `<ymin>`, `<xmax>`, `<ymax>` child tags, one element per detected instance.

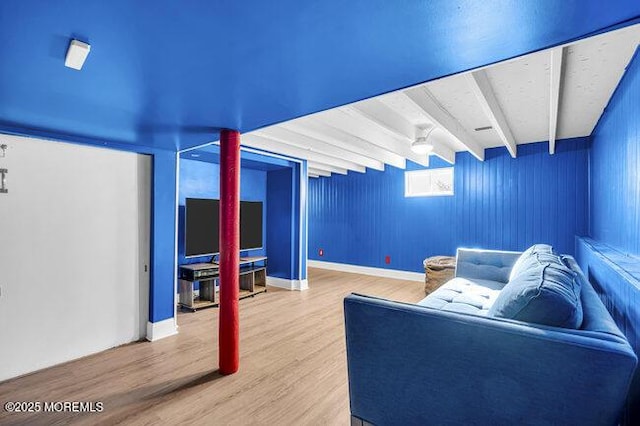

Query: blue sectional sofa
<box><xmin>344</xmin><ymin>246</ymin><xmax>638</xmax><ymax>426</ymax></box>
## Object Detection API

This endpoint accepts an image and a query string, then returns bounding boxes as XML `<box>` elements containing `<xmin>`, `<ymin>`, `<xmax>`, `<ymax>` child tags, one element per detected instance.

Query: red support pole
<box><xmin>219</xmin><ymin>129</ymin><xmax>240</xmax><ymax>375</ymax></box>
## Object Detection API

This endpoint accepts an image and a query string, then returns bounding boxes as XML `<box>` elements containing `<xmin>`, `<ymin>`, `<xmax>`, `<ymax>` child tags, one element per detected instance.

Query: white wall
<box><xmin>0</xmin><ymin>135</ymin><xmax>150</xmax><ymax>382</ymax></box>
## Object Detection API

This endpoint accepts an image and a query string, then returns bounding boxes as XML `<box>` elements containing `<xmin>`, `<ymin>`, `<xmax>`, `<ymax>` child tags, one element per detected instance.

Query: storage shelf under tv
<box><xmin>178</xmin><ymin>256</ymin><xmax>268</xmax><ymax>312</ymax></box>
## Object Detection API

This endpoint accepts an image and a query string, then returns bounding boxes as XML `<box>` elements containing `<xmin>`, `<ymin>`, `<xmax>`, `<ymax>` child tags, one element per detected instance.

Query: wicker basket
<box><xmin>423</xmin><ymin>255</ymin><xmax>456</xmax><ymax>294</ymax></box>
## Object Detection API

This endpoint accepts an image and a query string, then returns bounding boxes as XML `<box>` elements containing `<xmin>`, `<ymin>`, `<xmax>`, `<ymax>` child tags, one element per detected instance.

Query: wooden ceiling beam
<box><xmin>242</xmin><ymin>133</ymin><xmax>366</xmax><ymax>173</ymax></box>
<box><xmin>308</xmin><ymin>168</ymin><xmax>331</xmax><ymax>177</ymax></box>
<box><xmin>431</xmin><ymin>143</ymin><xmax>456</xmax><ymax>164</ymax></box>
<box><xmin>255</xmin><ymin>127</ymin><xmax>384</xmax><ymax>171</ymax></box>
<box><xmin>316</xmin><ymin>108</ymin><xmax>429</xmax><ymax>167</ymax></box>
<box><xmin>549</xmin><ymin>47</ymin><xmax>566</xmax><ymax>155</ymax></box>
<box><xmin>467</xmin><ymin>70</ymin><xmax>517</xmax><ymax>158</ymax></box>
<box><xmin>281</xmin><ymin>119</ymin><xmax>406</xmax><ymax>169</ymax></box>
<box><xmin>402</xmin><ymin>86</ymin><xmax>485</xmax><ymax>161</ymax></box>
<box><xmin>348</xmin><ymin>100</ymin><xmax>416</xmax><ymax>142</ymax></box>
<box><xmin>307</xmin><ymin>161</ymin><xmax>348</xmax><ymax>175</ymax></box>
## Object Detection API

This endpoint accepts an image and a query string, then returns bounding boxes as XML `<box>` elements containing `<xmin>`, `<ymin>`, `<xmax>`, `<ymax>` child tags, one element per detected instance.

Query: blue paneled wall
<box><xmin>590</xmin><ymin>49</ymin><xmax>640</xmax><ymax>256</ymax></box>
<box><xmin>309</xmin><ymin>139</ymin><xmax>589</xmax><ymax>273</ymax></box>
<box><xmin>584</xmin><ymin>48</ymin><xmax>640</xmax><ymax>425</ymax></box>
<box><xmin>266</xmin><ymin>162</ymin><xmax>307</xmax><ymax>281</ymax></box>
<box><xmin>267</xmin><ymin>168</ymin><xmax>295</xmax><ymax>279</ymax></box>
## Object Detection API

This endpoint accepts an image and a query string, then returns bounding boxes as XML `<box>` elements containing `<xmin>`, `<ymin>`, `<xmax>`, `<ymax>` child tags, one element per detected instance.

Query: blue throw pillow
<box><xmin>488</xmin><ymin>252</ymin><xmax>583</xmax><ymax>328</ymax></box>
<box><xmin>509</xmin><ymin>244</ymin><xmax>553</xmax><ymax>282</ymax></box>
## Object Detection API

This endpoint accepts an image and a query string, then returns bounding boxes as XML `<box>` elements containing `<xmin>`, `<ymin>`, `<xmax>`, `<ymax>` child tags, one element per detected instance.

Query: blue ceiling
<box><xmin>0</xmin><ymin>1</ymin><xmax>638</xmax><ymax>152</ymax></box>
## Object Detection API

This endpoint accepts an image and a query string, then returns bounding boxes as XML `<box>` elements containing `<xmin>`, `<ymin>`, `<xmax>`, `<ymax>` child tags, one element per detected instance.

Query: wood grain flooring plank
<box><xmin>0</xmin><ymin>268</ymin><xmax>423</xmax><ymax>425</ymax></box>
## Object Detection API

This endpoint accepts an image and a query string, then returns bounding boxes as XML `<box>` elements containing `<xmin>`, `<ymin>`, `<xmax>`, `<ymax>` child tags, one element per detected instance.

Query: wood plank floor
<box><xmin>0</xmin><ymin>268</ymin><xmax>424</xmax><ymax>426</ymax></box>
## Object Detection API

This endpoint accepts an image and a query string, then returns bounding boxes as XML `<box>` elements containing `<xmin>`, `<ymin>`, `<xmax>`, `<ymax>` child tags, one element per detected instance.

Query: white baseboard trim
<box><xmin>146</xmin><ymin>318</ymin><xmax>178</xmax><ymax>342</ymax></box>
<box><xmin>297</xmin><ymin>279</ymin><xmax>309</xmax><ymax>291</ymax></box>
<box><xmin>267</xmin><ymin>276</ymin><xmax>309</xmax><ymax>291</ymax></box>
<box><xmin>308</xmin><ymin>260</ymin><xmax>424</xmax><ymax>282</ymax></box>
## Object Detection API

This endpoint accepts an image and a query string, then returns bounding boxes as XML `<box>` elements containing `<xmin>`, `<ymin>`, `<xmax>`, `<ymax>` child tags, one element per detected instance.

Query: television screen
<box><xmin>185</xmin><ymin>198</ymin><xmax>219</xmax><ymax>257</ymax></box>
<box><xmin>240</xmin><ymin>201</ymin><xmax>263</xmax><ymax>250</ymax></box>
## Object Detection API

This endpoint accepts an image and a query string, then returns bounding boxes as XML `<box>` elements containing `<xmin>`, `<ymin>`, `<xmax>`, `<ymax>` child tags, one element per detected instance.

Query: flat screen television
<box><xmin>185</xmin><ymin>198</ymin><xmax>263</xmax><ymax>257</ymax></box>
<box><xmin>240</xmin><ymin>201</ymin><xmax>263</xmax><ymax>250</ymax></box>
<box><xmin>185</xmin><ymin>198</ymin><xmax>220</xmax><ymax>257</ymax></box>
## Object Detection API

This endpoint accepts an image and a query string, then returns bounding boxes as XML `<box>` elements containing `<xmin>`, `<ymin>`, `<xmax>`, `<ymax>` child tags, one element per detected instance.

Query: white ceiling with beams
<box><xmin>240</xmin><ymin>24</ymin><xmax>640</xmax><ymax>178</ymax></box>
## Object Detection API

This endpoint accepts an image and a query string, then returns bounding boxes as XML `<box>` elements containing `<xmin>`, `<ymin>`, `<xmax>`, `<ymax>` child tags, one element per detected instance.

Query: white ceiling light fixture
<box><xmin>412</xmin><ymin>126</ymin><xmax>436</xmax><ymax>154</ymax></box>
<box><xmin>64</xmin><ymin>39</ymin><xmax>91</xmax><ymax>70</ymax></box>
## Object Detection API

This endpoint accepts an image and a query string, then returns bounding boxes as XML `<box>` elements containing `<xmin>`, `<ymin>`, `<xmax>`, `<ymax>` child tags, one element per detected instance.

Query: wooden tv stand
<box><xmin>178</xmin><ymin>256</ymin><xmax>268</xmax><ymax>312</ymax></box>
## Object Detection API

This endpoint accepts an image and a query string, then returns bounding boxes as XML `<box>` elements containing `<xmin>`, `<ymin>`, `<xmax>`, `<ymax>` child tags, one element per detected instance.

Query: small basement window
<box><xmin>405</xmin><ymin>168</ymin><xmax>454</xmax><ymax>197</ymax></box>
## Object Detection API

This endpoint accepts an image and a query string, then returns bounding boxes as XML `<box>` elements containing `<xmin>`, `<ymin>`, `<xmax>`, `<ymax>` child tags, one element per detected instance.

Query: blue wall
<box><xmin>584</xmin><ymin>48</ymin><xmax>640</xmax><ymax>425</ymax></box>
<box><xmin>265</xmin><ymin>162</ymin><xmax>307</xmax><ymax>281</ymax></box>
<box><xmin>291</xmin><ymin>162</ymin><xmax>302</xmax><ymax>280</ymax></box>
<box><xmin>267</xmin><ymin>168</ymin><xmax>295</xmax><ymax>279</ymax></box>
<box><xmin>590</xmin><ymin>49</ymin><xmax>640</xmax><ymax>256</ymax></box>
<box><xmin>308</xmin><ymin>139</ymin><xmax>589</xmax><ymax>273</ymax></box>
<box><xmin>178</xmin><ymin>158</ymin><xmax>267</xmax><ymax>266</ymax></box>
<box><xmin>150</xmin><ymin>150</ymin><xmax>178</xmax><ymax>322</ymax></box>
<box><xmin>299</xmin><ymin>161</ymin><xmax>308</xmax><ymax>280</ymax></box>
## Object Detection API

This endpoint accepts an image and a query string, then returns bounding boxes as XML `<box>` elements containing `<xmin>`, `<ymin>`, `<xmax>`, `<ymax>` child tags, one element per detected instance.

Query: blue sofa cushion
<box><xmin>417</xmin><ymin>277</ymin><xmax>502</xmax><ymax>315</ymax></box>
<box><xmin>508</xmin><ymin>243</ymin><xmax>553</xmax><ymax>281</ymax></box>
<box><xmin>488</xmin><ymin>252</ymin><xmax>583</xmax><ymax>328</ymax></box>
<box><xmin>455</xmin><ymin>249</ymin><xmax>520</xmax><ymax>283</ymax></box>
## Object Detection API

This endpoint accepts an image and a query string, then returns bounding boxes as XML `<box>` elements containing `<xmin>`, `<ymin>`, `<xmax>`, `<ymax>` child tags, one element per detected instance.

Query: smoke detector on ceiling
<box><xmin>65</xmin><ymin>39</ymin><xmax>91</xmax><ymax>70</ymax></box>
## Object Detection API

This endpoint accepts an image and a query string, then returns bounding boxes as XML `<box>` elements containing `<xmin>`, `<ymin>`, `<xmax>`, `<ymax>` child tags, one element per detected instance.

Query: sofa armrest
<box><xmin>455</xmin><ymin>248</ymin><xmax>521</xmax><ymax>283</ymax></box>
<box><xmin>344</xmin><ymin>294</ymin><xmax>637</xmax><ymax>426</ymax></box>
